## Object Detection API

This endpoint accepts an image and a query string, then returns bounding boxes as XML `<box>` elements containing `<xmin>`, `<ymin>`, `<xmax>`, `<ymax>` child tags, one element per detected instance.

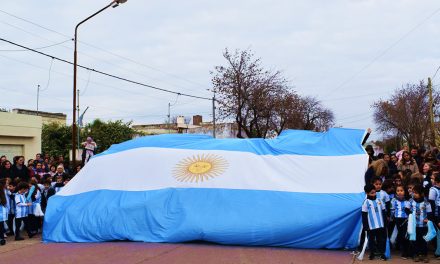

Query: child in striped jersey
<box><xmin>428</xmin><ymin>174</ymin><xmax>440</xmax><ymax>258</ymax></box>
<box><xmin>410</xmin><ymin>184</ymin><xmax>433</xmax><ymax>263</ymax></box>
<box><xmin>0</xmin><ymin>181</ymin><xmax>8</xmax><ymax>246</ymax></box>
<box><xmin>390</xmin><ymin>185</ymin><xmax>411</xmax><ymax>259</ymax></box>
<box><xmin>382</xmin><ymin>179</ymin><xmax>395</xmax><ymax>200</ymax></box>
<box><xmin>372</xmin><ymin>176</ymin><xmax>391</xmax><ymax>214</ymax></box>
<box><xmin>407</xmin><ymin>179</ymin><xmax>419</xmax><ymax>201</ymax></box>
<box><xmin>14</xmin><ymin>182</ymin><xmax>33</xmax><ymax>241</ymax></box>
<box><xmin>6</xmin><ymin>182</ymin><xmax>15</xmax><ymax>236</ymax></box>
<box><xmin>382</xmin><ymin>179</ymin><xmax>395</xmax><ymax>238</ymax></box>
<box><xmin>362</xmin><ymin>184</ymin><xmax>387</xmax><ymax>261</ymax></box>
<box><xmin>27</xmin><ymin>181</ymin><xmax>42</xmax><ymax>235</ymax></box>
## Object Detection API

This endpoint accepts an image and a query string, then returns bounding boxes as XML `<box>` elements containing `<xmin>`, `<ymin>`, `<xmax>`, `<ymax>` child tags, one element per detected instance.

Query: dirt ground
<box><xmin>0</xmin><ymin>234</ymin><xmax>434</xmax><ymax>263</ymax></box>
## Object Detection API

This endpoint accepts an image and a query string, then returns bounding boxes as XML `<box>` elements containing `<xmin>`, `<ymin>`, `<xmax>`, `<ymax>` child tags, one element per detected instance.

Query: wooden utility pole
<box><xmin>212</xmin><ymin>93</ymin><xmax>216</xmax><ymax>138</ymax></box>
<box><xmin>36</xmin><ymin>84</ymin><xmax>40</xmax><ymax>115</ymax></box>
<box><xmin>428</xmin><ymin>77</ymin><xmax>436</xmax><ymax>147</ymax></box>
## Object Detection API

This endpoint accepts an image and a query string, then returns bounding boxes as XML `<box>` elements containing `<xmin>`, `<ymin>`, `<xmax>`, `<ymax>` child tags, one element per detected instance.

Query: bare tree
<box><xmin>212</xmin><ymin>48</ymin><xmax>291</xmax><ymax>138</ymax></box>
<box><xmin>212</xmin><ymin>48</ymin><xmax>334</xmax><ymax>138</ymax></box>
<box><xmin>297</xmin><ymin>96</ymin><xmax>334</xmax><ymax>131</ymax></box>
<box><xmin>171</xmin><ymin>116</ymin><xmax>177</xmax><ymax>124</ymax></box>
<box><xmin>270</xmin><ymin>90</ymin><xmax>303</xmax><ymax>134</ymax></box>
<box><xmin>372</xmin><ymin>81</ymin><xmax>440</xmax><ymax>147</ymax></box>
<box><xmin>184</xmin><ymin>116</ymin><xmax>192</xmax><ymax>125</ymax></box>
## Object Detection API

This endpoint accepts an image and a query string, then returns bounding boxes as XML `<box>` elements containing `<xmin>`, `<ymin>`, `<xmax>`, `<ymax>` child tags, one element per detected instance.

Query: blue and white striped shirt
<box><xmin>30</xmin><ymin>190</ymin><xmax>41</xmax><ymax>215</ymax></box>
<box><xmin>0</xmin><ymin>203</ymin><xmax>7</xmax><ymax>222</ymax></box>
<box><xmin>362</xmin><ymin>199</ymin><xmax>385</xmax><ymax>230</ymax></box>
<box><xmin>391</xmin><ymin>198</ymin><xmax>410</xmax><ymax>218</ymax></box>
<box><xmin>376</xmin><ymin>190</ymin><xmax>390</xmax><ymax>205</ymax></box>
<box><xmin>409</xmin><ymin>200</ymin><xmax>432</xmax><ymax>227</ymax></box>
<box><xmin>14</xmin><ymin>193</ymin><xmax>28</xmax><ymax>218</ymax></box>
<box><xmin>429</xmin><ymin>186</ymin><xmax>440</xmax><ymax>216</ymax></box>
<box><xmin>4</xmin><ymin>189</ymin><xmax>10</xmax><ymax>211</ymax></box>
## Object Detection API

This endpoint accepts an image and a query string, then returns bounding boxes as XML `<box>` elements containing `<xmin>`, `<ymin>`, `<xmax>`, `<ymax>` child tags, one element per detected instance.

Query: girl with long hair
<box><xmin>397</xmin><ymin>151</ymin><xmax>419</xmax><ymax>174</ymax></box>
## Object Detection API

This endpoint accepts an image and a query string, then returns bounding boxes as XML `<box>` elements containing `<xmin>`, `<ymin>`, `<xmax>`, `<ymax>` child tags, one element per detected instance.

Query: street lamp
<box><xmin>72</xmin><ymin>0</ymin><xmax>127</xmax><ymax>167</ymax></box>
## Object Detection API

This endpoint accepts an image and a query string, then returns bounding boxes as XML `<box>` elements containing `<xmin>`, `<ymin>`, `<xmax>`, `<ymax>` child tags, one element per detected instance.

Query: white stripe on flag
<box><xmin>59</xmin><ymin>147</ymin><xmax>368</xmax><ymax>196</ymax></box>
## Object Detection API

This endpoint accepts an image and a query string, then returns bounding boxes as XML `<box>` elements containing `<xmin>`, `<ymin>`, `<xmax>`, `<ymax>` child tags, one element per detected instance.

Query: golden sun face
<box><xmin>173</xmin><ymin>154</ymin><xmax>228</xmax><ymax>183</ymax></box>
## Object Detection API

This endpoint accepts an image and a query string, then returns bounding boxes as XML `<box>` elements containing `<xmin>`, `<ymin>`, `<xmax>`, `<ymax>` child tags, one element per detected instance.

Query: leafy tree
<box><xmin>42</xmin><ymin>119</ymin><xmax>137</xmax><ymax>158</ymax></box>
<box><xmin>82</xmin><ymin>119</ymin><xmax>136</xmax><ymax>153</ymax></box>
<box><xmin>42</xmin><ymin>123</ymin><xmax>72</xmax><ymax>158</ymax></box>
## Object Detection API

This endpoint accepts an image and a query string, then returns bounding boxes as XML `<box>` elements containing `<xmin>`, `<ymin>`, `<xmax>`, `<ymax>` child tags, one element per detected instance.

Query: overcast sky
<box><xmin>1</xmin><ymin>0</ymin><xmax>440</xmax><ymax>139</ymax></box>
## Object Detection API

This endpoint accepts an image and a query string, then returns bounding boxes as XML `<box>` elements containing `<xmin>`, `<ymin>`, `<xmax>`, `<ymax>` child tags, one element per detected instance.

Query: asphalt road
<box><xmin>0</xmin><ymin>234</ymin><xmax>426</xmax><ymax>263</ymax></box>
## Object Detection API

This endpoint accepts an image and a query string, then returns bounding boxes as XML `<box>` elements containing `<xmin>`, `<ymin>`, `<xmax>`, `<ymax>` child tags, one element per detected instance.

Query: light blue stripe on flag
<box><xmin>96</xmin><ymin>128</ymin><xmax>366</xmax><ymax>158</ymax></box>
<box><xmin>43</xmin><ymin>189</ymin><xmax>364</xmax><ymax>249</ymax></box>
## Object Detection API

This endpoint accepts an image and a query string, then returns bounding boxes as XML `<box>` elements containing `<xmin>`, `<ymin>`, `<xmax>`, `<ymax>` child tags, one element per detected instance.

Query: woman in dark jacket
<box><xmin>11</xmin><ymin>156</ymin><xmax>29</xmax><ymax>182</ymax></box>
<box><xmin>0</xmin><ymin>160</ymin><xmax>14</xmax><ymax>180</ymax></box>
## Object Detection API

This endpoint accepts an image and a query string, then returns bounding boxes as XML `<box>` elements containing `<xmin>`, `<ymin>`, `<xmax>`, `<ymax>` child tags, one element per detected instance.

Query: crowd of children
<box><xmin>0</xmin><ymin>153</ymin><xmax>77</xmax><ymax>246</ymax></box>
<box><xmin>363</xmin><ymin>146</ymin><xmax>440</xmax><ymax>262</ymax></box>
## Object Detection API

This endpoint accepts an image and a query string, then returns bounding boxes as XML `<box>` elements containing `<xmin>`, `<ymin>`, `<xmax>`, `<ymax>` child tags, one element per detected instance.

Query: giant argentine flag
<box><xmin>43</xmin><ymin>128</ymin><xmax>367</xmax><ymax>249</ymax></box>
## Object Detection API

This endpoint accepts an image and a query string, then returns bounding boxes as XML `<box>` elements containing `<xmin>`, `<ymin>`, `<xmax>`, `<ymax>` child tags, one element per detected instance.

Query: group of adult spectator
<box><xmin>0</xmin><ymin>153</ymin><xmax>77</xmax><ymax>183</ymax></box>
<box><xmin>0</xmin><ymin>137</ymin><xmax>97</xmax><ymax>183</ymax></box>
<box><xmin>364</xmin><ymin>143</ymin><xmax>440</xmax><ymax>190</ymax></box>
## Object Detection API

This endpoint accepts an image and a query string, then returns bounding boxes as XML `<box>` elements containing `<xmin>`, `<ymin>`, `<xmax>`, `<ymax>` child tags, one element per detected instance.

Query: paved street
<box><xmin>0</xmin><ymin>233</ymin><xmax>419</xmax><ymax>264</ymax></box>
<box><xmin>0</xmin><ymin>233</ymin><xmax>354</xmax><ymax>264</ymax></box>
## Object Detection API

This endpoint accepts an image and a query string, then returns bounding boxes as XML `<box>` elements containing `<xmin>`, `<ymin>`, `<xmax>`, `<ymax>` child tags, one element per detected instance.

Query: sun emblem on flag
<box><xmin>173</xmin><ymin>154</ymin><xmax>228</xmax><ymax>182</ymax></box>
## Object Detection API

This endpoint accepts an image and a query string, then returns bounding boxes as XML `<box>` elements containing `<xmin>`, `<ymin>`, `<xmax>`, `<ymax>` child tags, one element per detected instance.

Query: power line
<box><xmin>80</xmin><ymin>70</ymin><xmax>92</xmax><ymax>96</ymax></box>
<box><xmin>85</xmin><ymin>111</ymin><xmax>212</xmax><ymax>120</ymax></box>
<box><xmin>1</xmin><ymin>48</ymin><xmax>211</xmax><ymax>118</ymax></box>
<box><xmin>337</xmin><ymin>111</ymin><xmax>372</xmax><ymax>121</ymax></box>
<box><xmin>322</xmin><ymin>91</ymin><xmax>390</xmax><ymax>102</ymax></box>
<box><xmin>0</xmin><ymin>18</ymin><xmax>211</xmax><ymax>97</ymax></box>
<box><xmin>0</xmin><ymin>50</ymin><xmax>212</xmax><ymax>121</ymax></box>
<box><xmin>0</xmin><ymin>38</ymin><xmax>72</xmax><ymax>51</ymax></box>
<box><xmin>433</xmin><ymin>66</ymin><xmax>440</xmax><ymax>80</ymax></box>
<box><xmin>322</xmin><ymin>6</ymin><xmax>440</xmax><ymax>98</ymax></box>
<box><xmin>0</xmin><ymin>56</ymin><xmax>179</xmax><ymax>113</ymax></box>
<box><xmin>339</xmin><ymin>118</ymin><xmax>370</xmax><ymax>126</ymax></box>
<box><xmin>0</xmin><ymin>82</ymin><xmax>163</xmax><ymax>117</ymax></box>
<box><xmin>0</xmin><ymin>20</ymin><xmax>69</xmax><ymax>47</ymax></box>
<box><xmin>0</xmin><ymin>10</ymin><xmax>64</xmax><ymax>37</ymax></box>
<box><xmin>0</xmin><ymin>8</ymin><xmax>210</xmax><ymax>91</ymax></box>
<box><xmin>0</xmin><ymin>52</ymin><xmax>179</xmax><ymax>102</ymax></box>
<box><xmin>0</xmin><ymin>38</ymin><xmax>212</xmax><ymax>101</ymax></box>
<box><xmin>40</xmin><ymin>58</ymin><xmax>54</xmax><ymax>92</ymax></box>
